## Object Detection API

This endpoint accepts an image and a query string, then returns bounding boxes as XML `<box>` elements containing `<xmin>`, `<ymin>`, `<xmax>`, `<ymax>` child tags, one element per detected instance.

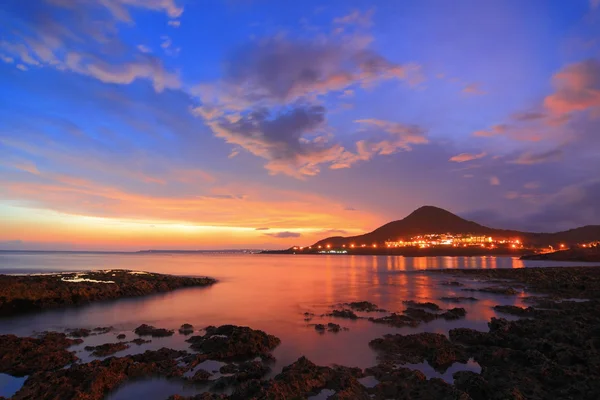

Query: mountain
<box><xmin>312</xmin><ymin>205</ymin><xmax>600</xmax><ymax>247</ymax></box>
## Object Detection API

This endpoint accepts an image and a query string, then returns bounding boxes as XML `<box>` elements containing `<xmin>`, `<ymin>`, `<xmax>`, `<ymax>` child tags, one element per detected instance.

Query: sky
<box><xmin>1</xmin><ymin>0</ymin><xmax>600</xmax><ymax>251</ymax></box>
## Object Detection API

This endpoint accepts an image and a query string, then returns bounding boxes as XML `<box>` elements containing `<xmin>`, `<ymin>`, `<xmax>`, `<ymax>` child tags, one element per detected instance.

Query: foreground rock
<box><xmin>0</xmin><ymin>332</ymin><xmax>81</xmax><ymax>376</ymax></box>
<box><xmin>0</xmin><ymin>270</ymin><xmax>216</xmax><ymax>317</ymax></box>
<box><xmin>326</xmin><ymin>309</ymin><xmax>359</xmax><ymax>319</ymax></box>
<box><xmin>370</xmin><ymin>307</ymin><xmax>467</xmax><ymax>327</ymax></box>
<box><xmin>11</xmin><ymin>348</ymin><xmax>188</xmax><ymax>400</ymax></box>
<box><xmin>343</xmin><ymin>301</ymin><xmax>386</xmax><ymax>312</ymax></box>
<box><xmin>402</xmin><ymin>300</ymin><xmax>441</xmax><ymax>310</ymax></box>
<box><xmin>179</xmin><ymin>323</ymin><xmax>194</xmax><ymax>335</ymax></box>
<box><xmin>370</xmin><ymin>332</ymin><xmax>469</xmax><ymax>372</ymax></box>
<box><xmin>84</xmin><ymin>342</ymin><xmax>129</xmax><ymax>357</ymax></box>
<box><xmin>314</xmin><ymin>323</ymin><xmax>347</xmax><ymax>333</ymax></box>
<box><xmin>186</xmin><ymin>325</ymin><xmax>281</xmax><ymax>361</ymax></box>
<box><xmin>134</xmin><ymin>324</ymin><xmax>174</xmax><ymax>337</ymax></box>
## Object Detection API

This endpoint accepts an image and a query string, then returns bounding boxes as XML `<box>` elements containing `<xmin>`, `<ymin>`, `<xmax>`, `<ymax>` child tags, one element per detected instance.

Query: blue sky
<box><xmin>1</xmin><ymin>0</ymin><xmax>600</xmax><ymax>250</ymax></box>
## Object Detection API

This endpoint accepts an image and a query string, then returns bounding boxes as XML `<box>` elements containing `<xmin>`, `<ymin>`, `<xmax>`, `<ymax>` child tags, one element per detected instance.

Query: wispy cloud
<box><xmin>449</xmin><ymin>152</ymin><xmax>487</xmax><ymax>163</ymax></box>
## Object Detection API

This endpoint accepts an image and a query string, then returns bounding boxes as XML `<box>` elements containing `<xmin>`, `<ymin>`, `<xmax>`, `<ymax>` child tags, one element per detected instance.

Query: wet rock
<box><xmin>463</xmin><ymin>286</ymin><xmax>518</xmax><ymax>295</ymax></box>
<box><xmin>67</xmin><ymin>328</ymin><xmax>91</xmax><ymax>338</ymax></box>
<box><xmin>0</xmin><ymin>332</ymin><xmax>81</xmax><ymax>376</ymax></box>
<box><xmin>12</xmin><ymin>348</ymin><xmax>188</xmax><ymax>400</ymax></box>
<box><xmin>116</xmin><ymin>334</ymin><xmax>126</xmax><ymax>340</ymax></box>
<box><xmin>212</xmin><ymin>361</ymin><xmax>271</xmax><ymax>389</ymax></box>
<box><xmin>134</xmin><ymin>324</ymin><xmax>174</xmax><ymax>337</ymax></box>
<box><xmin>169</xmin><ymin>395</ymin><xmax>226</xmax><ymax>400</ymax></box>
<box><xmin>403</xmin><ymin>307</ymin><xmax>438</xmax><ymax>322</ymax></box>
<box><xmin>190</xmin><ymin>368</ymin><xmax>212</xmax><ymax>382</ymax></box>
<box><xmin>327</xmin><ymin>309</ymin><xmax>359</xmax><ymax>319</ymax></box>
<box><xmin>369</xmin><ymin>332</ymin><xmax>469</xmax><ymax>372</ymax></box>
<box><xmin>179</xmin><ymin>323</ymin><xmax>194</xmax><ymax>335</ymax></box>
<box><xmin>440</xmin><ymin>307</ymin><xmax>467</xmax><ymax>320</ymax></box>
<box><xmin>0</xmin><ymin>270</ymin><xmax>216</xmax><ymax>317</ymax></box>
<box><xmin>229</xmin><ymin>356</ymin><xmax>371</xmax><ymax>400</ymax></box>
<box><xmin>343</xmin><ymin>301</ymin><xmax>386</xmax><ymax>312</ymax></box>
<box><xmin>186</xmin><ymin>325</ymin><xmax>280</xmax><ymax>361</ymax></box>
<box><xmin>130</xmin><ymin>338</ymin><xmax>151</xmax><ymax>345</ymax></box>
<box><xmin>366</xmin><ymin>362</ymin><xmax>471</xmax><ymax>400</ymax></box>
<box><xmin>369</xmin><ymin>313</ymin><xmax>420</xmax><ymax>328</ymax></box>
<box><xmin>85</xmin><ymin>342</ymin><xmax>129</xmax><ymax>357</ymax></box>
<box><xmin>92</xmin><ymin>326</ymin><xmax>113</xmax><ymax>335</ymax></box>
<box><xmin>303</xmin><ymin>312</ymin><xmax>315</xmax><ymax>322</ymax></box>
<box><xmin>440</xmin><ymin>296</ymin><xmax>479</xmax><ymax>302</ymax></box>
<box><xmin>493</xmin><ymin>305</ymin><xmax>534</xmax><ymax>316</ymax></box>
<box><xmin>403</xmin><ymin>300</ymin><xmax>441</xmax><ymax>311</ymax></box>
<box><xmin>315</xmin><ymin>323</ymin><xmax>347</xmax><ymax>333</ymax></box>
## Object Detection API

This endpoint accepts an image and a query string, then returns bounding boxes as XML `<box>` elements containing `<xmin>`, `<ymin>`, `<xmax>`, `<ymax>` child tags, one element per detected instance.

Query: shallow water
<box><xmin>0</xmin><ymin>252</ymin><xmax>596</xmax><ymax>398</ymax></box>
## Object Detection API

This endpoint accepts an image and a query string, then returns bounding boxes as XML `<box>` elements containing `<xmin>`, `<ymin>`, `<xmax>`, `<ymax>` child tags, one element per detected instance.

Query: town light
<box><xmin>326</xmin><ymin>244</ymin><xmax>331</xmax><ymax>249</ymax></box>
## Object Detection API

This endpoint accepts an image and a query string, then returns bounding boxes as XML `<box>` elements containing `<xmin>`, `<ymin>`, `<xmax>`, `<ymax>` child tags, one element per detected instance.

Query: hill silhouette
<box><xmin>313</xmin><ymin>205</ymin><xmax>600</xmax><ymax>247</ymax></box>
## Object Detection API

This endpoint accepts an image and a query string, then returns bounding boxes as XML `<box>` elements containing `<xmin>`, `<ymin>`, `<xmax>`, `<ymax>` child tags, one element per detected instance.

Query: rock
<box><xmin>228</xmin><ymin>356</ymin><xmax>371</xmax><ymax>400</ymax></box>
<box><xmin>0</xmin><ymin>332</ymin><xmax>81</xmax><ymax>376</ymax></box>
<box><xmin>403</xmin><ymin>300</ymin><xmax>441</xmax><ymax>310</ymax></box>
<box><xmin>327</xmin><ymin>309</ymin><xmax>359</xmax><ymax>319</ymax></box>
<box><xmin>327</xmin><ymin>322</ymin><xmax>342</xmax><ymax>333</ymax></box>
<box><xmin>186</xmin><ymin>325</ymin><xmax>280</xmax><ymax>361</ymax></box>
<box><xmin>67</xmin><ymin>328</ymin><xmax>91</xmax><ymax>338</ymax></box>
<box><xmin>369</xmin><ymin>313</ymin><xmax>420</xmax><ymax>328</ymax></box>
<box><xmin>12</xmin><ymin>348</ymin><xmax>188</xmax><ymax>400</ymax></box>
<box><xmin>440</xmin><ymin>296</ymin><xmax>479</xmax><ymax>302</ymax></box>
<box><xmin>211</xmin><ymin>361</ymin><xmax>271</xmax><ymax>389</ymax></box>
<box><xmin>92</xmin><ymin>326</ymin><xmax>113</xmax><ymax>335</ymax></box>
<box><xmin>440</xmin><ymin>307</ymin><xmax>467</xmax><ymax>320</ymax></box>
<box><xmin>190</xmin><ymin>368</ymin><xmax>212</xmax><ymax>382</ymax></box>
<box><xmin>366</xmin><ymin>362</ymin><xmax>471</xmax><ymax>400</ymax></box>
<box><xmin>116</xmin><ymin>334</ymin><xmax>126</xmax><ymax>340</ymax></box>
<box><xmin>179</xmin><ymin>323</ymin><xmax>194</xmax><ymax>335</ymax></box>
<box><xmin>463</xmin><ymin>286</ymin><xmax>518</xmax><ymax>295</ymax></box>
<box><xmin>85</xmin><ymin>342</ymin><xmax>129</xmax><ymax>357</ymax></box>
<box><xmin>369</xmin><ymin>332</ymin><xmax>469</xmax><ymax>372</ymax></box>
<box><xmin>130</xmin><ymin>338</ymin><xmax>151</xmax><ymax>345</ymax></box>
<box><xmin>493</xmin><ymin>305</ymin><xmax>534</xmax><ymax>316</ymax></box>
<box><xmin>403</xmin><ymin>307</ymin><xmax>438</xmax><ymax>322</ymax></box>
<box><xmin>314</xmin><ymin>324</ymin><xmax>326</xmax><ymax>332</ymax></box>
<box><xmin>0</xmin><ymin>270</ymin><xmax>216</xmax><ymax>317</ymax></box>
<box><xmin>134</xmin><ymin>324</ymin><xmax>174</xmax><ymax>337</ymax></box>
<box><xmin>314</xmin><ymin>323</ymin><xmax>345</xmax><ymax>333</ymax></box>
<box><xmin>343</xmin><ymin>301</ymin><xmax>386</xmax><ymax>312</ymax></box>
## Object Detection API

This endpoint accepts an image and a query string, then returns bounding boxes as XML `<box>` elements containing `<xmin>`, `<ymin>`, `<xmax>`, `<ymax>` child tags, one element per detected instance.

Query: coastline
<box><xmin>0</xmin><ymin>270</ymin><xmax>216</xmax><ymax>317</ymax></box>
<box><xmin>1</xmin><ymin>265</ymin><xmax>599</xmax><ymax>399</ymax></box>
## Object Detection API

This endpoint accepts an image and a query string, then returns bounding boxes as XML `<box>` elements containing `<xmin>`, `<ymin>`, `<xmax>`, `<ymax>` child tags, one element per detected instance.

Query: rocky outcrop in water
<box><xmin>0</xmin><ymin>270</ymin><xmax>216</xmax><ymax>317</ymax></box>
<box><xmin>134</xmin><ymin>324</ymin><xmax>174</xmax><ymax>337</ymax></box>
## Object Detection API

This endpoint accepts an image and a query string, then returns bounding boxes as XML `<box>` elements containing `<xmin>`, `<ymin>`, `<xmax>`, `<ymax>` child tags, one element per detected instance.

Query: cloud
<box><xmin>511</xmin><ymin>111</ymin><xmax>546</xmax><ymax>121</ymax></box>
<box><xmin>524</xmin><ymin>181</ymin><xmax>541</xmax><ymax>189</ymax></box>
<box><xmin>473</xmin><ymin>124</ymin><xmax>507</xmax><ymax>137</ymax></box>
<box><xmin>449</xmin><ymin>151</ymin><xmax>487</xmax><ymax>163</ymax></box>
<box><xmin>137</xmin><ymin>45</ymin><xmax>152</xmax><ymax>53</ymax></box>
<box><xmin>0</xmin><ymin>0</ymin><xmax>182</xmax><ymax>92</ymax></box>
<box><xmin>544</xmin><ymin>59</ymin><xmax>600</xmax><ymax>118</ymax></box>
<box><xmin>510</xmin><ymin>148</ymin><xmax>563</xmax><ymax>165</ymax></box>
<box><xmin>490</xmin><ymin>176</ymin><xmax>500</xmax><ymax>186</ymax></box>
<box><xmin>0</xmin><ymin>54</ymin><xmax>14</xmax><ymax>64</ymax></box>
<box><xmin>318</xmin><ymin>229</ymin><xmax>348</xmax><ymax>235</ymax></box>
<box><xmin>168</xmin><ymin>20</ymin><xmax>181</xmax><ymax>27</ymax></box>
<box><xmin>265</xmin><ymin>231</ymin><xmax>302</xmax><ymax>238</ymax></box>
<box><xmin>344</xmin><ymin>206</ymin><xmax>357</xmax><ymax>211</ymax></box>
<box><xmin>16</xmin><ymin>64</ymin><xmax>28</xmax><ymax>71</ymax></box>
<box><xmin>333</xmin><ymin>9</ymin><xmax>374</xmax><ymax>27</ymax></box>
<box><xmin>255</xmin><ymin>227</ymin><xmax>270</xmax><ymax>231</ymax></box>
<box><xmin>462</xmin><ymin>83</ymin><xmax>486</xmax><ymax>95</ymax></box>
<box><xmin>591</xmin><ymin>0</ymin><xmax>600</xmax><ymax>10</ymax></box>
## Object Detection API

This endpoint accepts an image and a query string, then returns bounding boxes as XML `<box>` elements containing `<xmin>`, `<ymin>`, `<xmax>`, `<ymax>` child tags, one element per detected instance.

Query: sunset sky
<box><xmin>1</xmin><ymin>0</ymin><xmax>600</xmax><ymax>251</ymax></box>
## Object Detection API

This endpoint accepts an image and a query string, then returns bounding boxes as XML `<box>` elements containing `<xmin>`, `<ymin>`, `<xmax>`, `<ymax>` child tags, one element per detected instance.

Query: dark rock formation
<box><xmin>440</xmin><ymin>296</ymin><xmax>479</xmax><ymax>302</ymax></box>
<box><xmin>440</xmin><ymin>281</ymin><xmax>464</xmax><ymax>287</ymax></box>
<box><xmin>369</xmin><ymin>332</ymin><xmax>469</xmax><ymax>372</ymax></box>
<box><xmin>0</xmin><ymin>270</ymin><xmax>216</xmax><ymax>317</ymax></box>
<box><xmin>440</xmin><ymin>307</ymin><xmax>467</xmax><ymax>320</ymax></box>
<box><xmin>0</xmin><ymin>332</ymin><xmax>81</xmax><ymax>376</ymax></box>
<box><xmin>84</xmin><ymin>342</ymin><xmax>129</xmax><ymax>357</ymax></box>
<box><xmin>179</xmin><ymin>323</ymin><xmax>194</xmax><ymax>335</ymax></box>
<box><xmin>134</xmin><ymin>324</ymin><xmax>174</xmax><ymax>337</ymax></box>
<box><xmin>463</xmin><ymin>286</ymin><xmax>518</xmax><ymax>295</ymax></box>
<box><xmin>130</xmin><ymin>338</ymin><xmax>151</xmax><ymax>345</ymax></box>
<box><xmin>186</xmin><ymin>325</ymin><xmax>280</xmax><ymax>361</ymax></box>
<box><xmin>314</xmin><ymin>323</ymin><xmax>346</xmax><ymax>333</ymax></box>
<box><xmin>343</xmin><ymin>301</ymin><xmax>386</xmax><ymax>312</ymax></box>
<box><xmin>116</xmin><ymin>334</ymin><xmax>126</xmax><ymax>340</ymax></box>
<box><xmin>403</xmin><ymin>300</ymin><xmax>441</xmax><ymax>311</ymax></box>
<box><xmin>190</xmin><ymin>368</ymin><xmax>212</xmax><ymax>382</ymax></box>
<box><xmin>493</xmin><ymin>305</ymin><xmax>534</xmax><ymax>316</ymax></box>
<box><xmin>326</xmin><ymin>309</ymin><xmax>359</xmax><ymax>319</ymax></box>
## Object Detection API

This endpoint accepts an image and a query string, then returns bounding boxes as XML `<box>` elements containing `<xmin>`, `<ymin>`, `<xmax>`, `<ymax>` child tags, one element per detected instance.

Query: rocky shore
<box><xmin>1</xmin><ymin>266</ymin><xmax>600</xmax><ymax>399</ymax></box>
<box><xmin>0</xmin><ymin>270</ymin><xmax>216</xmax><ymax>317</ymax></box>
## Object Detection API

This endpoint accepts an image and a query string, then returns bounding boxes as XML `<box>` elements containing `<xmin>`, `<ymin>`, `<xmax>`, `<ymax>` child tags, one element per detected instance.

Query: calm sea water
<box><xmin>0</xmin><ymin>252</ymin><xmax>596</xmax><ymax>398</ymax></box>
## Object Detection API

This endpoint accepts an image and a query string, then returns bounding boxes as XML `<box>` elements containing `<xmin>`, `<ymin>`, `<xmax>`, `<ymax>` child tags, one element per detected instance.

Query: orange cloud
<box><xmin>544</xmin><ymin>59</ymin><xmax>600</xmax><ymax>118</ymax></box>
<box><xmin>449</xmin><ymin>152</ymin><xmax>487</xmax><ymax>163</ymax></box>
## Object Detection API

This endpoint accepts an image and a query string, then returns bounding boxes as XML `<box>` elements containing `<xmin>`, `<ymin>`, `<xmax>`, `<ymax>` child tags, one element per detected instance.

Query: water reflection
<box><xmin>1</xmin><ymin>253</ymin><xmax>598</xmax><ymax>399</ymax></box>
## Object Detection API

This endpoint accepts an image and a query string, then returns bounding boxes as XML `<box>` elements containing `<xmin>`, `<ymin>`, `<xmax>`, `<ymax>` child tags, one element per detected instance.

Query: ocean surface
<box><xmin>1</xmin><ymin>252</ymin><xmax>597</xmax><ymax>399</ymax></box>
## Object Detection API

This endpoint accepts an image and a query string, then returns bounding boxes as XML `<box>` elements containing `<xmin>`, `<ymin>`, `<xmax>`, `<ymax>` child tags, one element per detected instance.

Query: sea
<box><xmin>1</xmin><ymin>251</ymin><xmax>598</xmax><ymax>399</ymax></box>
